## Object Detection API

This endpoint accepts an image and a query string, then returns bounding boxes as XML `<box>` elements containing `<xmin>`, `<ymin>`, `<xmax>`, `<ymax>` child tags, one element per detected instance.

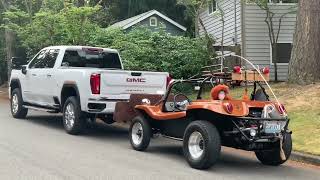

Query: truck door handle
<box><xmin>47</xmin><ymin>74</ymin><xmax>52</xmax><ymax>77</ymax></box>
<box><xmin>32</xmin><ymin>74</ymin><xmax>37</xmax><ymax>76</ymax></box>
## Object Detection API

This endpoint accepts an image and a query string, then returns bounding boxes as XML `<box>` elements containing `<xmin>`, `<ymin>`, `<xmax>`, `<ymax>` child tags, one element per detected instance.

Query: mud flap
<box><xmin>113</xmin><ymin>94</ymin><xmax>163</xmax><ymax>123</ymax></box>
<box><xmin>280</xmin><ymin>135</ymin><xmax>286</xmax><ymax>161</ymax></box>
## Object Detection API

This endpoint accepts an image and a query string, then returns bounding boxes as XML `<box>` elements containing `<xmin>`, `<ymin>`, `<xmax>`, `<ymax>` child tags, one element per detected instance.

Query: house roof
<box><xmin>111</xmin><ymin>10</ymin><xmax>187</xmax><ymax>31</ymax></box>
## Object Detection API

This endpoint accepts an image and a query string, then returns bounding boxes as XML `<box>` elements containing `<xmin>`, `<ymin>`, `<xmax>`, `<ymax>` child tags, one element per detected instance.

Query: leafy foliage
<box><xmin>93</xmin><ymin>28</ymin><xmax>211</xmax><ymax>79</ymax></box>
<box><xmin>0</xmin><ymin>0</ymin><xmax>213</xmax><ymax>83</ymax></box>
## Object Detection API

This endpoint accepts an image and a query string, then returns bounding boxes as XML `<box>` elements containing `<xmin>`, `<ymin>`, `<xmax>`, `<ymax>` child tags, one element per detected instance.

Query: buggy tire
<box><xmin>62</xmin><ymin>96</ymin><xmax>86</xmax><ymax>135</ymax></box>
<box><xmin>255</xmin><ymin>132</ymin><xmax>292</xmax><ymax>166</ymax></box>
<box><xmin>11</xmin><ymin>88</ymin><xmax>28</xmax><ymax>119</ymax></box>
<box><xmin>183</xmin><ymin>120</ymin><xmax>221</xmax><ymax>169</ymax></box>
<box><xmin>129</xmin><ymin>116</ymin><xmax>151</xmax><ymax>151</ymax></box>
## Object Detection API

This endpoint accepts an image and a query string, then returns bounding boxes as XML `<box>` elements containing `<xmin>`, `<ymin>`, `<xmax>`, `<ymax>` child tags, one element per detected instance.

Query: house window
<box><xmin>268</xmin><ymin>0</ymin><xmax>297</xmax><ymax>3</ymax></box>
<box><xmin>150</xmin><ymin>17</ymin><xmax>158</xmax><ymax>27</ymax></box>
<box><xmin>271</xmin><ymin>43</ymin><xmax>292</xmax><ymax>64</ymax></box>
<box><xmin>208</xmin><ymin>0</ymin><xmax>216</xmax><ymax>14</ymax></box>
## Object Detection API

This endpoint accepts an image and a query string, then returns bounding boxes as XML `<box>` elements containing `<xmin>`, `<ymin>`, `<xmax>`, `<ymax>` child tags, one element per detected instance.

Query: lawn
<box><xmin>191</xmin><ymin>82</ymin><xmax>320</xmax><ymax>156</ymax></box>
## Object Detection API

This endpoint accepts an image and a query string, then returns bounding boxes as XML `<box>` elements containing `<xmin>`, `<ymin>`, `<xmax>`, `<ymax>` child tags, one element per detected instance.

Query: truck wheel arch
<box><xmin>61</xmin><ymin>84</ymin><xmax>81</xmax><ymax>109</ymax></box>
<box><xmin>10</xmin><ymin>79</ymin><xmax>21</xmax><ymax>93</ymax></box>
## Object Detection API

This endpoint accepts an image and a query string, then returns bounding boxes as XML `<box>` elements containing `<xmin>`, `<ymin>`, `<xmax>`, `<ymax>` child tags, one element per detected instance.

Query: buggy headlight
<box><xmin>250</xmin><ymin>129</ymin><xmax>257</xmax><ymax>137</ymax></box>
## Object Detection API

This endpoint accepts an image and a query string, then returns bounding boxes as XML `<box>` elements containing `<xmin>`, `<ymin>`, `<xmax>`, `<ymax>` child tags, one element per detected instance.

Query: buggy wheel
<box><xmin>255</xmin><ymin>132</ymin><xmax>292</xmax><ymax>166</ymax></box>
<box><xmin>129</xmin><ymin>116</ymin><xmax>151</xmax><ymax>151</ymax></box>
<box><xmin>183</xmin><ymin>121</ymin><xmax>221</xmax><ymax>169</ymax></box>
<box><xmin>11</xmin><ymin>88</ymin><xmax>28</xmax><ymax>119</ymax></box>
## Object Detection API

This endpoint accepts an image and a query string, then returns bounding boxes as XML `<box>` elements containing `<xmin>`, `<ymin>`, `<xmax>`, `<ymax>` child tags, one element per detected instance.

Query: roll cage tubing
<box><xmin>158</xmin><ymin>54</ymin><xmax>285</xmax><ymax>116</ymax></box>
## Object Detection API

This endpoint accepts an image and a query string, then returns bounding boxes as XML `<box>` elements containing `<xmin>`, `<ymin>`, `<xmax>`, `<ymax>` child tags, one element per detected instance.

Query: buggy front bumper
<box><xmin>229</xmin><ymin>117</ymin><xmax>290</xmax><ymax>143</ymax></box>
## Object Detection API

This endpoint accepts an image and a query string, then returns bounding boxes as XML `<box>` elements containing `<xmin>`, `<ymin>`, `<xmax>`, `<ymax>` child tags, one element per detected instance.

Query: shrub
<box><xmin>94</xmin><ymin>28</ymin><xmax>212</xmax><ymax>79</ymax></box>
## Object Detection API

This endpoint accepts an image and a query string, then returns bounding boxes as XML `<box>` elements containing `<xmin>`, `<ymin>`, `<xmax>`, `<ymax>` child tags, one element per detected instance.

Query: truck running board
<box><xmin>23</xmin><ymin>105</ymin><xmax>60</xmax><ymax>113</ymax></box>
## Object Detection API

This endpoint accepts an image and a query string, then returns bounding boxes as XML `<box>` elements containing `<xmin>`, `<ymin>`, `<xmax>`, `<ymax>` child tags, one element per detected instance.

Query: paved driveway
<box><xmin>0</xmin><ymin>100</ymin><xmax>319</xmax><ymax>180</ymax></box>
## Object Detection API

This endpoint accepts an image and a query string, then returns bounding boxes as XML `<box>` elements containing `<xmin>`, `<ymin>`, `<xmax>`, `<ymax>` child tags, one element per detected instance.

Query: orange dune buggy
<box><xmin>128</xmin><ymin>65</ymin><xmax>292</xmax><ymax>170</ymax></box>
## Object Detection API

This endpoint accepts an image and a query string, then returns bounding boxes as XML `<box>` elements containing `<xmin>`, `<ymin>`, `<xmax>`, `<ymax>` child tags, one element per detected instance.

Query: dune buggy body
<box><xmin>127</xmin><ymin>54</ymin><xmax>292</xmax><ymax>170</ymax></box>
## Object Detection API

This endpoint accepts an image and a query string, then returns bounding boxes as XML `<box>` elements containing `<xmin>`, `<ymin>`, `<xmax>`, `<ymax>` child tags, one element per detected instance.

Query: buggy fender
<box><xmin>135</xmin><ymin>105</ymin><xmax>186</xmax><ymax>120</ymax></box>
<box><xmin>187</xmin><ymin>100</ymin><xmax>276</xmax><ymax>117</ymax></box>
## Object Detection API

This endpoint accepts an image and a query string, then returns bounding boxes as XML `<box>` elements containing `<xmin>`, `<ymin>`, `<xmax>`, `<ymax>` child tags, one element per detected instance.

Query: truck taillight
<box><xmin>90</xmin><ymin>74</ymin><xmax>101</xmax><ymax>94</ymax></box>
<box><xmin>166</xmin><ymin>75</ymin><xmax>173</xmax><ymax>87</ymax></box>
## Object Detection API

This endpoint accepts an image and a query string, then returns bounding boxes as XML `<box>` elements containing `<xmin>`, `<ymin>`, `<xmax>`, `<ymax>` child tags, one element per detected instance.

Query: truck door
<box><xmin>35</xmin><ymin>49</ymin><xmax>60</xmax><ymax>106</ymax></box>
<box><xmin>22</xmin><ymin>50</ymin><xmax>47</xmax><ymax>104</ymax></box>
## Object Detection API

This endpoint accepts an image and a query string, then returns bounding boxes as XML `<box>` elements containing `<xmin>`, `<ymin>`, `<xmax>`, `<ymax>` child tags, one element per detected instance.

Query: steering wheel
<box><xmin>173</xmin><ymin>94</ymin><xmax>191</xmax><ymax>111</ymax></box>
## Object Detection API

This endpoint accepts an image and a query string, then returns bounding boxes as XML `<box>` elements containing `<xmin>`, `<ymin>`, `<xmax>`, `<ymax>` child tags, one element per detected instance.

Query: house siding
<box><xmin>199</xmin><ymin>0</ymin><xmax>242</xmax><ymax>46</ymax></box>
<box><xmin>126</xmin><ymin>15</ymin><xmax>185</xmax><ymax>36</ymax></box>
<box><xmin>244</xmin><ymin>4</ymin><xmax>297</xmax><ymax>81</ymax></box>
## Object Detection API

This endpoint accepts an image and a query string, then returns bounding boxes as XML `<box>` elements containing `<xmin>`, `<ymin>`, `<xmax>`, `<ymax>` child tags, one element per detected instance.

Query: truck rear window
<box><xmin>62</xmin><ymin>50</ymin><xmax>122</xmax><ymax>69</ymax></box>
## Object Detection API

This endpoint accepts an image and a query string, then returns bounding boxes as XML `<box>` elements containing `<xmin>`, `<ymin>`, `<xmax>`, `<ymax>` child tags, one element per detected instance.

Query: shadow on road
<box><xmin>21</xmin><ymin>113</ymin><xmax>314</xmax><ymax>176</ymax></box>
<box><xmin>26</xmin><ymin>114</ymin><xmax>129</xmax><ymax>140</ymax></box>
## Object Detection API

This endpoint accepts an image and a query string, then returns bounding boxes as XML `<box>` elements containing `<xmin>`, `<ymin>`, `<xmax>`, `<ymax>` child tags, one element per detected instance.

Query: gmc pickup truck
<box><xmin>9</xmin><ymin>46</ymin><xmax>170</xmax><ymax>134</ymax></box>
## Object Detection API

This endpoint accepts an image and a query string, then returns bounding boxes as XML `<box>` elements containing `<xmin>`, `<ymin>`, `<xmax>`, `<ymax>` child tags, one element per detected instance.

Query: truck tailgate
<box><xmin>100</xmin><ymin>70</ymin><xmax>168</xmax><ymax>95</ymax></box>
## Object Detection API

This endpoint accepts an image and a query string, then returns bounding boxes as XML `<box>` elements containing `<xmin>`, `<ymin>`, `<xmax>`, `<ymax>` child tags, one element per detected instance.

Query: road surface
<box><xmin>0</xmin><ymin>99</ymin><xmax>319</xmax><ymax>180</ymax></box>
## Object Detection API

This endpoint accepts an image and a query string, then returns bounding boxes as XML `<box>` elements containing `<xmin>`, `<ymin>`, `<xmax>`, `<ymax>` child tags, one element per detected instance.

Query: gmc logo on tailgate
<box><xmin>126</xmin><ymin>78</ymin><xmax>146</xmax><ymax>83</ymax></box>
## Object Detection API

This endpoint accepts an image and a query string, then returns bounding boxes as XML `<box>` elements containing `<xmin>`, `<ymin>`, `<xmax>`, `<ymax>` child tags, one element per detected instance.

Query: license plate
<box><xmin>264</xmin><ymin>121</ymin><xmax>282</xmax><ymax>133</ymax></box>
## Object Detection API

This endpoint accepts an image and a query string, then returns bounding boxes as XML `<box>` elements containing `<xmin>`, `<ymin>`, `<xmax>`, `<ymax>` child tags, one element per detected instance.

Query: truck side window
<box><xmin>43</xmin><ymin>49</ymin><xmax>60</xmax><ymax>68</ymax></box>
<box><xmin>29</xmin><ymin>50</ymin><xmax>47</xmax><ymax>69</ymax></box>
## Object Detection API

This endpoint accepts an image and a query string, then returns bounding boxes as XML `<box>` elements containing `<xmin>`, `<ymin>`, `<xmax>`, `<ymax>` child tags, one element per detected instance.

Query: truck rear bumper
<box><xmin>84</xmin><ymin>98</ymin><xmax>129</xmax><ymax>114</ymax></box>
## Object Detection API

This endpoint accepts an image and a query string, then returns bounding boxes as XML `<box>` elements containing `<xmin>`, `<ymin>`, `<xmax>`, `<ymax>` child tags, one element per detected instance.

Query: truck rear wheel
<box><xmin>255</xmin><ymin>132</ymin><xmax>292</xmax><ymax>166</ymax></box>
<box><xmin>63</xmin><ymin>96</ymin><xmax>85</xmax><ymax>135</ymax></box>
<box><xmin>129</xmin><ymin>116</ymin><xmax>151</xmax><ymax>151</ymax></box>
<box><xmin>11</xmin><ymin>88</ymin><xmax>28</xmax><ymax>119</ymax></box>
<box><xmin>183</xmin><ymin>121</ymin><xmax>221</xmax><ymax>170</ymax></box>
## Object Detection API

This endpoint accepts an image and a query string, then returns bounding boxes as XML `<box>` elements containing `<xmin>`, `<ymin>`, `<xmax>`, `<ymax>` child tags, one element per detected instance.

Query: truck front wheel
<box><xmin>63</xmin><ymin>96</ymin><xmax>85</xmax><ymax>135</ymax></box>
<box><xmin>129</xmin><ymin>116</ymin><xmax>151</xmax><ymax>151</ymax></box>
<box><xmin>11</xmin><ymin>88</ymin><xmax>28</xmax><ymax>119</ymax></box>
<box><xmin>183</xmin><ymin>121</ymin><xmax>221</xmax><ymax>169</ymax></box>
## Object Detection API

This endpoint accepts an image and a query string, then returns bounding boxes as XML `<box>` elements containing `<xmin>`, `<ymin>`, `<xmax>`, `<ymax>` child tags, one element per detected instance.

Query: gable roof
<box><xmin>111</xmin><ymin>10</ymin><xmax>187</xmax><ymax>31</ymax></box>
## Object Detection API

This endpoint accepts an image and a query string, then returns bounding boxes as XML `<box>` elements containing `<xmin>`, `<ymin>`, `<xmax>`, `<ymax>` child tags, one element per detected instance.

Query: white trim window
<box><xmin>268</xmin><ymin>0</ymin><xmax>297</xmax><ymax>3</ymax></box>
<box><xmin>208</xmin><ymin>0</ymin><xmax>217</xmax><ymax>14</ymax></box>
<box><xmin>150</xmin><ymin>17</ymin><xmax>158</xmax><ymax>27</ymax></box>
<box><xmin>270</xmin><ymin>43</ymin><xmax>292</xmax><ymax>64</ymax></box>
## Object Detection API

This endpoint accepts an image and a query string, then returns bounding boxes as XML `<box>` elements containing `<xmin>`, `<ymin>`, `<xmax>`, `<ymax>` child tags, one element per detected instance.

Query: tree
<box><xmin>252</xmin><ymin>0</ymin><xmax>296</xmax><ymax>81</ymax></box>
<box><xmin>288</xmin><ymin>0</ymin><xmax>320</xmax><ymax>84</ymax></box>
<box><xmin>178</xmin><ymin>0</ymin><xmax>215</xmax><ymax>58</ymax></box>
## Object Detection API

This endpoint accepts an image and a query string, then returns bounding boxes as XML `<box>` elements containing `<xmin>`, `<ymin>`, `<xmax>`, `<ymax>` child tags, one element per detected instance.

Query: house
<box><xmin>199</xmin><ymin>0</ymin><xmax>297</xmax><ymax>81</ymax></box>
<box><xmin>111</xmin><ymin>10</ymin><xmax>187</xmax><ymax>36</ymax></box>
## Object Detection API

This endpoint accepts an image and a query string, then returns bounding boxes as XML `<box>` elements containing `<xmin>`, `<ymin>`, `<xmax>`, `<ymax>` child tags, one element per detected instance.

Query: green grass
<box><xmin>289</xmin><ymin>110</ymin><xmax>320</xmax><ymax>155</ymax></box>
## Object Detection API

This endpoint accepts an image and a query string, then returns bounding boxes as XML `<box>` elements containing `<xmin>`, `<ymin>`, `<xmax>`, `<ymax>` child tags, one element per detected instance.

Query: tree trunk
<box><xmin>272</xmin><ymin>44</ymin><xmax>278</xmax><ymax>82</ymax></box>
<box><xmin>288</xmin><ymin>0</ymin><xmax>320</xmax><ymax>84</ymax></box>
<box><xmin>5</xmin><ymin>29</ymin><xmax>15</xmax><ymax>81</ymax></box>
<box><xmin>77</xmin><ymin>0</ymin><xmax>85</xmax><ymax>7</ymax></box>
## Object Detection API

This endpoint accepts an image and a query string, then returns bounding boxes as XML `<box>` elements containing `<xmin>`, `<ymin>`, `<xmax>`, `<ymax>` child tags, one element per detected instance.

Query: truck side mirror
<box><xmin>11</xmin><ymin>57</ymin><xmax>28</xmax><ymax>70</ymax></box>
<box><xmin>21</xmin><ymin>65</ymin><xmax>27</xmax><ymax>75</ymax></box>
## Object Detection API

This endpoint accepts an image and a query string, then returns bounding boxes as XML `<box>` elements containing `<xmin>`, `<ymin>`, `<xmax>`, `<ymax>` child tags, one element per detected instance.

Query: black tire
<box><xmin>129</xmin><ymin>116</ymin><xmax>152</xmax><ymax>151</ymax></box>
<box><xmin>255</xmin><ymin>132</ymin><xmax>292</xmax><ymax>166</ymax></box>
<box><xmin>62</xmin><ymin>96</ymin><xmax>86</xmax><ymax>135</ymax></box>
<box><xmin>183</xmin><ymin>120</ymin><xmax>221</xmax><ymax>169</ymax></box>
<box><xmin>10</xmin><ymin>88</ymin><xmax>28</xmax><ymax>119</ymax></box>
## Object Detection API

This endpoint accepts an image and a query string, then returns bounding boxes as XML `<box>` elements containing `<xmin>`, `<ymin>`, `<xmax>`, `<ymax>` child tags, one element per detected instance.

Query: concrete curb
<box><xmin>290</xmin><ymin>151</ymin><xmax>320</xmax><ymax>166</ymax></box>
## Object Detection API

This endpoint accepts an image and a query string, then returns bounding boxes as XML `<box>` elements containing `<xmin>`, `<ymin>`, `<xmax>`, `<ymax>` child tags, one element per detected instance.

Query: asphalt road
<box><xmin>0</xmin><ymin>100</ymin><xmax>319</xmax><ymax>180</ymax></box>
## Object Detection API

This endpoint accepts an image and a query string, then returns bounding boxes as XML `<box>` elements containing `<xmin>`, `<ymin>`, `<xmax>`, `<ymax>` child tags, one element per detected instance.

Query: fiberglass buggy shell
<box><xmin>127</xmin><ymin>68</ymin><xmax>292</xmax><ymax>170</ymax></box>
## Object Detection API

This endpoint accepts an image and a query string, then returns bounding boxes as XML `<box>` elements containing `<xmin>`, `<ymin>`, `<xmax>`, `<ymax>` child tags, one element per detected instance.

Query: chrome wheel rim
<box><xmin>65</xmin><ymin>103</ymin><xmax>75</xmax><ymax>129</ymax></box>
<box><xmin>12</xmin><ymin>94</ymin><xmax>19</xmax><ymax>114</ymax></box>
<box><xmin>188</xmin><ymin>131</ymin><xmax>204</xmax><ymax>160</ymax></box>
<box><xmin>132</xmin><ymin>122</ymin><xmax>143</xmax><ymax>145</ymax></box>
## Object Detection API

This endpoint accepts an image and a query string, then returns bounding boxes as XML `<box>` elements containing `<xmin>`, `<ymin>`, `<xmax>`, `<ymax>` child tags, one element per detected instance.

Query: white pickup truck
<box><xmin>9</xmin><ymin>46</ymin><xmax>170</xmax><ymax>134</ymax></box>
